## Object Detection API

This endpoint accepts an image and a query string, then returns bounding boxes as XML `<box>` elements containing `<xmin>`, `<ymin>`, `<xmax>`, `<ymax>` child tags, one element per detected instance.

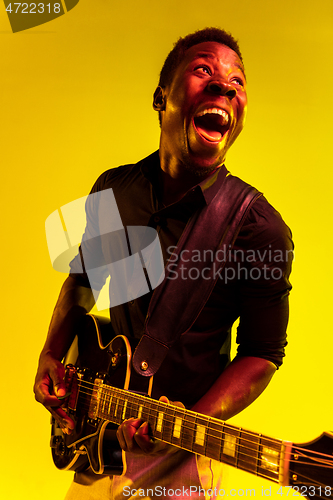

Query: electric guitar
<box><xmin>51</xmin><ymin>315</ymin><xmax>333</xmax><ymax>498</ymax></box>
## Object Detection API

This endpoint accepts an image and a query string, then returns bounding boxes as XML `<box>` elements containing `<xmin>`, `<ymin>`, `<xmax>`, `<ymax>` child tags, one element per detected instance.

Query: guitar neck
<box><xmin>87</xmin><ymin>379</ymin><xmax>288</xmax><ymax>484</ymax></box>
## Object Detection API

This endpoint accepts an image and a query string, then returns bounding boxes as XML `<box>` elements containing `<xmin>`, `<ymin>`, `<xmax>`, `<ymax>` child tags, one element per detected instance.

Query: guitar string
<box><xmin>62</xmin><ymin>401</ymin><xmax>279</xmax><ymax>483</ymax></box>
<box><xmin>68</xmin><ymin>383</ymin><xmax>333</xmax><ymax>473</ymax></box>
<box><xmin>74</xmin><ymin>381</ymin><xmax>333</xmax><ymax>463</ymax></box>
<box><xmin>70</xmin><ymin>389</ymin><xmax>281</xmax><ymax>472</ymax></box>
<box><xmin>75</xmin><ymin>384</ymin><xmax>283</xmax><ymax>449</ymax></box>
<box><xmin>74</xmin><ymin>380</ymin><xmax>284</xmax><ymax>446</ymax></box>
<box><xmin>59</xmin><ymin>391</ymin><xmax>333</xmax><ymax>494</ymax></box>
<box><xmin>62</xmin><ymin>390</ymin><xmax>333</xmax><ymax>488</ymax></box>
<box><xmin>281</xmin><ymin>469</ymin><xmax>333</xmax><ymax>490</ymax></box>
<box><xmin>74</xmin><ymin>380</ymin><xmax>333</xmax><ymax>466</ymax></box>
<box><xmin>59</xmin><ymin>385</ymin><xmax>333</xmax><ymax>490</ymax></box>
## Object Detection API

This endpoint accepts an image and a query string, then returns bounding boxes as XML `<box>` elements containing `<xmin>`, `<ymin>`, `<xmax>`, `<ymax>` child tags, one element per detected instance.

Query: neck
<box><xmin>158</xmin><ymin>148</ymin><xmax>222</xmax><ymax>206</ymax></box>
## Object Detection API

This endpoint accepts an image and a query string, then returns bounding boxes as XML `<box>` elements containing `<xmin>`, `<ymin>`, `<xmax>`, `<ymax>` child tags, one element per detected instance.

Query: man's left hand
<box><xmin>116</xmin><ymin>396</ymin><xmax>184</xmax><ymax>455</ymax></box>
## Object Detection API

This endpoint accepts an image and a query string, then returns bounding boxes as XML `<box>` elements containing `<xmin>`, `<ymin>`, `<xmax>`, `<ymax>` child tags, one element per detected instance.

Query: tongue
<box><xmin>194</xmin><ymin>115</ymin><xmax>223</xmax><ymax>142</ymax></box>
<box><xmin>195</xmin><ymin>125</ymin><xmax>222</xmax><ymax>142</ymax></box>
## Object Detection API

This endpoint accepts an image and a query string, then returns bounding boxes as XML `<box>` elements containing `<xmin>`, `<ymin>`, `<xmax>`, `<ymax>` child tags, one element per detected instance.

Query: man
<box><xmin>34</xmin><ymin>28</ymin><xmax>293</xmax><ymax>498</ymax></box>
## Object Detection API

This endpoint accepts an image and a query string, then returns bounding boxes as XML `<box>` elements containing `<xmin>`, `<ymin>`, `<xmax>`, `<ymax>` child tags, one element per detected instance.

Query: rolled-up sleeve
<box><xmin>235</xmin><ymin>196</ymin><xmax>294</xmax><ymax>367</ymax></box>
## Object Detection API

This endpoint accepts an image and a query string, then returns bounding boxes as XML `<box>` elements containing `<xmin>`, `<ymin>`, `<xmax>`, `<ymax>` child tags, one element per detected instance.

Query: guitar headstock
<box><xmin>288</xmin><ymin>432</ymin><xmax>333</xmax><ymax>499</ymax></box>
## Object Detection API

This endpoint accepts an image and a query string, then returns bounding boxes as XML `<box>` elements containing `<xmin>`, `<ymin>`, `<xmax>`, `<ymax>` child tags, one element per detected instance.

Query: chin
<box><xmin>182</xmin><ymin>155</ymin><xmax>224</xmax><ymax>177</ymax></box>
<box><xmin>181</xmin><ymin>146</ymin><xmax>225</xmax><ymax>177</ymax></box>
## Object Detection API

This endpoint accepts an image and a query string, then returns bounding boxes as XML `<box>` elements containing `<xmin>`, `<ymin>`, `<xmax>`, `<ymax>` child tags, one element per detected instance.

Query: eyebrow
<box><xmin>192</xmin><ymin>51</ymin><xmax>246</xmax><ymax>75</ymax></box>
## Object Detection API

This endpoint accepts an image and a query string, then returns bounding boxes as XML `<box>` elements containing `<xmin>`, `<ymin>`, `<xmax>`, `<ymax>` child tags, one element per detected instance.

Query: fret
<box><xmin>126</xmin><ymin>393</ymin><xmax>138</xmax><ymax>419</ymax></box>
<box><xmin>206</xmin><ymin>419</ymin><xmax>223</xmax><ymax>462</ymax></box>
<box><xmin>237</xmin><ymin>430</ymin><xmax>260</xmax><ymax>475</ymax></box>
<box><xmin>112</xmin><ymin>390</ymin><xmax>122</xmax><ymax>424</ymax></box>
<box><xmin>121</xmin><ymin>399</ymin><xmax>128</xmax><ymax>420</ymax></box>
<box><xmin>108</xmin><ymin>390</ymin><xmax>119</xmax><ymax>424</ymax></box>
<box><xmin>101</xmin><ymin>394</ymin><xmax>106</xmax><ymax>414</ymax></box>
<box><xmin>149</xmin><ymin>400</ymin><xmax>161</xmax><ymax>438</ymax></box>
<box><xmin>257</xmin><ymin>435</ymin><xmax>281</xmax><ymax>483</ymax></box>
<box><xmin>192</xmin><ymin>415</ymin><xmax>208</xmax><ymax>454</ymax></box>
<box><xmin>173</xmin><ymin>417</ymin><xmax>182</xmax><ymax>438</ymax></box>
<box><xmin>161</xmin><ymin>405</ymin><xmax>174</xmax><ymax>444</ymax></box>
<box><xmin>138</xmin><ymin>396</ymin><xmax>154</xmax><ymax>422</ymax></box>
<box><xmin>156</xmin><ymin>412</ymin><xmax>164</xmax><ymax>433</ymax></box>
<box><xmin>144</xmin><ymin>397</ymin><xmax>153</xmax><ymax>427</ymax></box>
<box><xmin>99</xmin><ymin>386</ymin><xmax>111</xmax><ymax>418</ymax></box>
<box><xmin>170</xmin><ymin>408</ymin><xmax>185</xmax><ymax>446</ymax></box>
<box><xmin>107</xmin><ymin>391</ymin><xmax>113</xmax><ymax>416</ymax></box>
<box><xmin>137</xmin><ymin>405</ymin><xmax>143</xmax><ymax>419</ymax></box>
<box><xmin>181</xmin><ymin>412</ymin><xmax>196</xmax><ymax>452</ymax></box>
<box><xmin>91</xmin><ymin>380</ymin><xmax>281</xmax><ymax>487</ymax></box>
<box><xmin>221</xmin><ymin>426</ymin><xmax>240</xmax><ymax>468</ymax></box>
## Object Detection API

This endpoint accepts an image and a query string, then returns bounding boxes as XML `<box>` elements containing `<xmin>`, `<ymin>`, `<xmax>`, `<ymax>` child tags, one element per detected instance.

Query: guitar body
<box><xmin>50</xmin><ymin>315</ymin><xmax>333</xmax><ymax>498</ymax></box>
<box><xmin>50</xmin><ymin>314</ymin><xmax>151</xmax><ymax>475</ymax></box>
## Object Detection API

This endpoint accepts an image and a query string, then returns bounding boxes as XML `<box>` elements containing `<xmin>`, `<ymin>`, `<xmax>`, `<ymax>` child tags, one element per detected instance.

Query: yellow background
<box><xmin>1</xmin><ymin>0</ymin><xmax>332</xmax><ymax>498</ymax></box>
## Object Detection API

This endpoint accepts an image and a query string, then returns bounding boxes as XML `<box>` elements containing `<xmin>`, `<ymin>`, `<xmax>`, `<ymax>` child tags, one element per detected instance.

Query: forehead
<box><xmin>180</xmin><ymin>41</ymin><xmax>245</xmax><ymax>75</ymax></box>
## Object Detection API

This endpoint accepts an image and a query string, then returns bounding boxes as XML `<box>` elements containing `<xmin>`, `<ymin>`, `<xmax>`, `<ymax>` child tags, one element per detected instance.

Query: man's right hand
<box><xmin>34</xmin><ymin>353</ymin><xmax>74</xmax><ymax>434</ymax></box>
<box><xmin>33</xmin><ymin>277</ymin><xmax>96</xmax><ymax>434</ymax></box>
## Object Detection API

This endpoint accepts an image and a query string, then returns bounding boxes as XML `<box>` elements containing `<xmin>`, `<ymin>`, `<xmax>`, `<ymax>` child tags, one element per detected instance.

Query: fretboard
<box><xmin>85</xmin><ymin>379</ymin><xmax>287</xmax><ymax>484</ymax></box>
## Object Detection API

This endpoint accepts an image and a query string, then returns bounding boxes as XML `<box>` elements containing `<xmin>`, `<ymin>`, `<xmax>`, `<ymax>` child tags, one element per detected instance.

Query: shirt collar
<box><xmin>139</xmin><ymin>150</ymin><xmax>229</xmax><ymax>207</ymax></box>
<box><xmin>197</xmin><ymin>163</ymin><xmax>229</xmax><ymax>205</ymax></box>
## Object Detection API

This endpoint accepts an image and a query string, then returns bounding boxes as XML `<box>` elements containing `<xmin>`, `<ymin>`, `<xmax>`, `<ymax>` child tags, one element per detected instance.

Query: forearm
<box><xmin>34</xmin><ymin>275</ymin><xmax>95</xmax><ymax>419</ymax></box>
<box><xmin>191</xmin><ymin>356</ymin><xmax>276</xmax><ymax>421</ymax></box>
<box><xmin>40</xmin><ymin>275</ymin><xmax>95</xmax><ymax>361</ymax></box>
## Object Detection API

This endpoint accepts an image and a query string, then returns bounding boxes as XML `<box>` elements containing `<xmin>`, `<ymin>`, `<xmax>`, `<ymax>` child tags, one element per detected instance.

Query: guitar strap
<box><xmin>132</xmin><ymin>174</ymin><xmax>263</xmax><ymax>376</ymax></box>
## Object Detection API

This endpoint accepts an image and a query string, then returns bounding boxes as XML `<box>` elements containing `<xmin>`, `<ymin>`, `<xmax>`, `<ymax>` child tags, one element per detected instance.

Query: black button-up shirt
<box><xmin>70</xmin><ymin>151</ymin><xmax>293</xmax><ymax>407</ymax></box>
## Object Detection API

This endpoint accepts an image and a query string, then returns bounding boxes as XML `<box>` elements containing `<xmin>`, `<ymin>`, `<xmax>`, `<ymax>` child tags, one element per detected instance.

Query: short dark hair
<box><xmin>159</xmin><ymin>27</ymin><xmax>244</xmax><ymax>88</ymax></box>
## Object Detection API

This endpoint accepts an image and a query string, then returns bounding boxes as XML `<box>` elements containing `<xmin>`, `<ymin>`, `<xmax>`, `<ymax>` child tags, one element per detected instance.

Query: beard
<box><xmin>182</xmin><ymin>160</ymin><xmax>220</xmax><ymax>177</ymax></box>
<box><xmin>180</xmin><ymin>141</ymin><xmax>225</xmax><ymax>177</ymax></box>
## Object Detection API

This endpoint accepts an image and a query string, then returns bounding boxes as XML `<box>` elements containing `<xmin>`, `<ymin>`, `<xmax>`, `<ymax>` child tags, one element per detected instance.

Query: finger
<box><xmin>134</xmin><ymin>423</ymin><xmax>176</xmax><ymax>455</ymax></box>
<box><xmin>173</xmin><ymin>400</ymin><xmax>185</xmax><ymax>409</ymax></box>
<box><xmin>159</xmin><ymin>395</ymin><xmax>169</xmax><ymax>404</ymax></box>
<box><xmin>49</xmin><ymin>362</ymin><xmax>66</xmax><ymax>398</ymax></box>
<box><xmin>159</xmin><ymin>395</ymin><xmax>185</xmax><ymax>409</ymax></box>
<box><xmin>134</xmin><ymin>421</ymin><xmax>155</xmax><ymax>453</ymax></box>
<box><xmin>117</xmin><ymin>418</ymin><xmax>142</xmax><ymax>452</ymax></box>
<box><xmin>116</xmin><ymin>423</ymin><xmax>126</xmax><ymax>450</ymax></box>
<box><xmin>35</xmin><ymin>373</ymin><xmax>65</xmax><ymax>407</ymax></box>
<box><xmin>47</xmin><ymin>406</ymin><xmax>74</xmax><ymax>434</ymax></box>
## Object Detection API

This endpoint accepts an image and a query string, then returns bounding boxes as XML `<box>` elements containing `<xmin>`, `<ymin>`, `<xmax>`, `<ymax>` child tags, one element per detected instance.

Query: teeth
<box><xmin>196</xmin><ymin>108</ymin><xmax>229</xmax><ymax>123</ymax></box>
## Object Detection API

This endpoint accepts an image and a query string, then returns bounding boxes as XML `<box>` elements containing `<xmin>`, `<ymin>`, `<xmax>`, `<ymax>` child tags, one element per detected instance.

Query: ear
<box><xmin>152</xmin><ymin>86</ymin><xmax>166</xmax><ymax>111</ymax></box>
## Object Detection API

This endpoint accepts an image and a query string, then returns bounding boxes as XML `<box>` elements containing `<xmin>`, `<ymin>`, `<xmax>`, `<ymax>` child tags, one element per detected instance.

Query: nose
<box><xmin>206</xmin><ymin>81</ymin><xmax>237</xmax><ymax>99</ymax></box>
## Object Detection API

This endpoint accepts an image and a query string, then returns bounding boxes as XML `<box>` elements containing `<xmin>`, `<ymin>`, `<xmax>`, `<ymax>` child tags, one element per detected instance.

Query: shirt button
<box><xmin>129</xmin><ymin>300</ymin><xmax>135</xmax><ymax>305</ymax></box>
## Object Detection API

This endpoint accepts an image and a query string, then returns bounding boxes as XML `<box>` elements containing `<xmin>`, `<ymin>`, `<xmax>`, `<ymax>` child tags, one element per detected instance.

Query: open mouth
<box><xmin>193</xmin><ymin>108</ymin><xmax>230</xmax><ymax>143</ymax></box>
